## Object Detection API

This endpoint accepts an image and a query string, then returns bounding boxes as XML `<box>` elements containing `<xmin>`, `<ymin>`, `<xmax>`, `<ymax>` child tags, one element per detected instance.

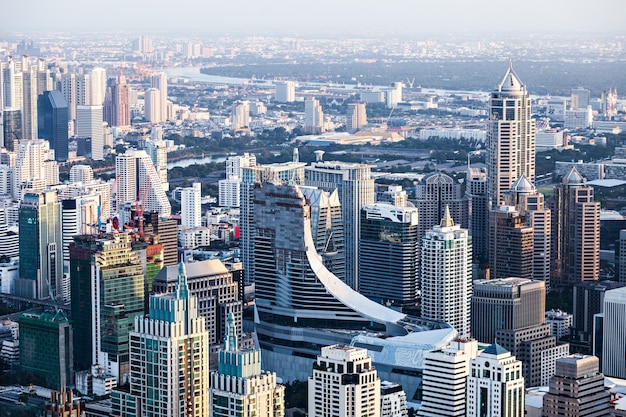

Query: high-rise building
<box><xmin>103</xmin><ymin>75</ymin><xmax>130</xmax><ymax>128</ymax></box>
<box><xmin>60</xmin><ymin>73</ymin><xmax>77</xmax><ymax>122</ymax></box>
<box><xmin>13</xmin><ymin>139</ymin><xmax>59</xmax><ymax>199</ymax></box>
<box><xmin>488</xmin><ymin>205</ymin><xmax>534</xmax><ymax>280</ymax></box>
<box><xmin>304</xmin><ymin>97</ymin><xmax>324</xmax><ymax>134</ymax></box>
<box><xmin>68</xmin><ymin>233</ymin><xmax>144</xmax><ymax>380</ymax></box>
<box><xmin>90</xmin><ymin>67</ymin><xmax>107</xmax><ymax>106</ymax></box>
<box><xmin>16</xmin><ymin>191</ymin><xmax>63</xmax><ymax>300</ymax></box>
<box><xmin>38</xmin><ymin>90</ymin><xmax>69</xmax><ymax>162</ymax></box>
<box><xmin>219</xmin><ymin>153</ymin><xmax>257</xmax><ymax>208</ymax></box>
<box><xmin>275</xmin><ymin>81</ymin><xmax>295</xmax><ymax>103</ymax></box>
<box><xmin>144</xmin><ymin>139</ymin><xmax>168</xmax><ymax>190</ymax></box>
<box><xmin>300</xmin><ymin>186</ymin><xmax>345</xmax><ymax>282</ymax></box>
<box><xmin>543</xmin><ymin>354</ymin><xmax>611</xmax><ymax>417</ymax></box>
<box><xmin>142</xmin><ymin>211</ymin><xmax>178</xmax><ymax>266</ymax></box>
<box><xmin>466</xmin><ymin>165</ymin><xmax>488</xmax><ymax>260</ymax></box>
<box><xmin>76</xmin><ymin>105</ymin><xmax>104</xmax><ymax>161</ymax></box>
<box><xmin>570</xmin><ymin>87</ymin><xmax>590</xmax><ymax>111</ymax></box>
<box><xmin>551</xmin><ymin>166</ymin><xmax>600</xmax><ymax>286</ymax></box>
<box><xmin>181</xmin><ymin>182</ymin><xmax>202</xmax><ymax>229</ymax></box>
<box><xmin>230</xmin><ymin>100</ymin><xmax>250</xmax><ymax>130</ymax></box>
<box><xmin>143</xmin><ymin>88</ymin><xmax>161</xmax><ymax>123</ymax></box>
<box><xmin>380</xmin><ymin>382</ymin><xmax>408</xmax><ymax>417</ymax></box>
<box><xmin>308</xmin><ymin>345</ymin><xmax>380</xmax><ymax>417</ymax></box>
<box><xmin>211</xmin><ymin>313</ymin><xmax>284</xmax><ymax>417</ymax></box>
<box><xmin>112</xmin><ymin>262</ymin><xmax>210</xmax><ymax>417</ymax></box>
<box><xmin>240</xmin><ymin>159</ymin><xmax>305</xmax><ymax>284</ymax></box>
<box><xmin>421</xmin><ymin>207</ymin><xmax>472</xmax><ymax>338</ymax></box>
<box><xmin>17</xmin><ymin>311</ymin><xmax>73</xmax><ymax>389</ymax></box>
<box><xmin>21</xmin><ymin>65</ymin><xmax>38</xmax><ymax>140</ymax></box>
<box><xmin>359</xmin><ymin>203</ymin><xmax>419</xmax><ymax>307</ymax></box>
<box><xmin>115</xmin><ymin>149</ymin><xmax>171</xmax><ymax>217</ymax></box>
<box><xmin>602</xmin><ymin>286</ymin><xmax>626</xmax><ymax>378</ymax></box>
<box><xmin>346</xmin><ymin>102</ymin><xmax>367</xmax><ymax>133</ymax></box>
<box><xmin>150</xmin><ymin>72</ymin><xmax>168</xmax><ymax>122</ymax></box>
<box><xmin>620</xmin><ymin>230</ymin><xmax>626</xmax><ymax>283</ymax></box>
<box><xmin>487</xmin><ymin>62</ymin><xmax>536</xmax><ymax>208</ymax></box>
<box><xmin>306</xmin><ymin>160</ymin><xmax>374</xmax><ymax>290</ymax></box>
<box><xmin>418</xmin><ymin>340</ymin><xmax>479</xmax><ymax>417</ymax></box>
<box><xmin>466</xmin><ymin>344</ymin><xmax>525</xmax><ymax>417</ymax></box>
<box><xmin>375</xmin><ymin>184</ymin><xmax>408</xmax><ymax>207</ymax></box>
<box><xmin>1</xmin><ymin>107</ymin><xmax>22</xmax><ymax>152</ymax></box>
<box><xmin>68</xmin><ymin>164</ymin><xmax>94</xmax><ymax>183</ymax></box>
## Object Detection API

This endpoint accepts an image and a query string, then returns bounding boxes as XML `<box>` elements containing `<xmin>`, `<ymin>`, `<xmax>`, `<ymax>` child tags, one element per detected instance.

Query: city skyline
<box><xmin>3</xmin><ymin>0</ymin><xmax>625</xmax><ymax>35</ymax></box>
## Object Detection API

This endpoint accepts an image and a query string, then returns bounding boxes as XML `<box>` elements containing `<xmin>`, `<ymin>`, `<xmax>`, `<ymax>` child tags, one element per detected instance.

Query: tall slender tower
<box><xmin>421</xmin><ymin>207</ymin><xmax>472</xmax><ymax>339</ymax></box>
<box><xmin>304</xmin><ymin>97</ymin><xmax>324</xmax><ymax>134</ymax></box>
<box><xmin>346</xmin><ymin>102</ymin><xmax>367</xmax><ymax>133</ymax></box>
<box><xmin>150</xmin><ymin>72</ymin><xmax>168</xmax><ymax>122</ymax></box>
<box><xmin>76</xmin><ymin>105</ymin><xmax>104</xmax><ymax>161</ymax></box>
<box><xmin>551</xmin><ymin>167</ymin><xmax>600</xmax><ymax>286</ymax></box>
<box><xmin>466</xmin><ymin>165</ymin><xmax>488</xmax><ymax>260</ymax></box>
<box><xmin>487</xmin><ymin>62</ymin><xmax>536</xmax><ymax>208</ymax></box>
<box><xmin>38</xmin><ymin>90</ymin><xmax>69</xmax><ymax>162</ymax></box>
<box><xmin>112</xmin><ymin>262</ymin><xmax>210</xmax><ymax>417</ymax></box>
<box><xmin>210</xmin><ymin>313</ymin><xmax>285</xmax><ymax>417</ymax></box>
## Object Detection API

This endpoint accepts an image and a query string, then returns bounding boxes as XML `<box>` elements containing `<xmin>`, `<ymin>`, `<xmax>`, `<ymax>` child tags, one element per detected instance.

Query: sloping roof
<box><xmin>498</xmin><ymin>61</ymin><xmax>524</xmax><ymax>92</ymax></box>
<box><xmin>154</xmin><ymin>259</ymin><xmax>229</xmax><ymax>283</ymax></box>
<box><xmin>483</xmin><ymin>343</ymin><xmax>509</xmax><ymax>356</ymax></box>
<box><xmin>511</xmin><ymin>174</ymin><xmax>535</xmax><ymax>193</ymax></box>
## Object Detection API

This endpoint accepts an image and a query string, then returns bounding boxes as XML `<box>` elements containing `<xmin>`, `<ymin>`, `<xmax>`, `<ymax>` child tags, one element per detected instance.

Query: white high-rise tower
<box><xmin>181</xmin><ymin>182</ymin><xmax>202</xmax><ymax>229</ymax></box>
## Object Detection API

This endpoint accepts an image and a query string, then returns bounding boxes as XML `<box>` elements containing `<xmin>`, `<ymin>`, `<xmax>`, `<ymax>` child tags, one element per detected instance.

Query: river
<box><xmin>167</xmin><ymin>154</ymin><xmax>228</xmax><ymax>169</ymax></box>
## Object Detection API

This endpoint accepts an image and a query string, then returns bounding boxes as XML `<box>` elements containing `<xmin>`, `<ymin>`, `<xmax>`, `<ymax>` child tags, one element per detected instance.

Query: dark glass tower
<box><xmin>38</xmin><ymin>90</ymin><xmax>69</xmax><ymax>162</ymax></box>
<box><xmin>1</xmin><ymin>108</ymin><xmax>22</xmax><ymax>152</ymax></box>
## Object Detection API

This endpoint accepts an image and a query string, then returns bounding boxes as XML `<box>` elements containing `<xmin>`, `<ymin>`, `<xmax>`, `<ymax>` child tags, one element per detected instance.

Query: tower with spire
<box><xmin>420</xmin><ymin>206</ymin><xmax>473</xmax><ymax>339</ymax></box>
<box><xmin>487</xmin><ymin>61</ymin><xmax>536</xmax><ymax>208</ymax></box>
<box><xmin>210</xmin><ymin>313</ymin><xmax>285</xmax><ymax>417</ymax></box>
<box><xmin>111</xmin><ymin>262</ymin><xmax>210</xmax><ymax>417</ymax></box>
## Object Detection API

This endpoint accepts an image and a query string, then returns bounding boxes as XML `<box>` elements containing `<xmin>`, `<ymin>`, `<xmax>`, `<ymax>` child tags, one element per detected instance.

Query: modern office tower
<box><xmin>488</xmin><ymin>205</ymin><xmax>534</xmax><ymax>280</ymax></box>
<box><xmin>466</xmin><ymin>344</ymin><xmax>525</xmax><ymax>417</ymax></box>
<box><xmin>226</xmin><ymin>152</ymin><xmax>257</xmax><ymax>179</ymax></box>
<box><xmin>68</xmin><ymin>233</ymin><xmax>144</xmax><ymax>379</ymax></box>
<box><xmin>570</xmin><ymin>87</ymin><xmax>591</xmax><ymax>111</ymax></box>
<box><xmin>143</xmin><ymin>88</ymin><xmax>161</xmax><ymax>122</ymax></box>
<box><xmin>112</xmin><ymin>263</ymin><xmax>210</xmax><ymax>417</ymax></box>
<box><xmin>308</xmin><ymin>345</ymin><xmax>380</xmax><ymax>417</ymax></box>
<box><xmin>103</xmin><ymin>75</ymin><xmax>130</xmax><ymax>128</ymax></box>
<box><xmin>503</xmin><ymin>176</ymin><xmax>552</xmax><ymax>286</ymax></box>
<box><xmin>241</xmin><ymin>160</ymin><xmax>305</xmax><ymax>284</ymax></box>
<box><xmin>211</xmin><ymin>313</ymin><xmax>285</xmax><ymax>417</ymax></box>
<box><xmin>543</xmin><ymin>355</ymin><xmax>611</xmax><ymax>417</ymax></box>
<box><xmin>142</xmin><ymin>211</ymin><xmax>178</xmax><ymax>266</ymax></box>
<box><xmin>380</xmin><ymin>382</ymin><xmax>408</xmax><ymax>417</ymax></box>
<box><xmin>1</xmin><ymin>107</ymin><xmax>22</xmax><ymax>152</ymax></box>
<box><xmin>602</xmin><ymin>286</ymin><xmax>626</xmax><ymax>378</ymax></box>
<box><xmin>69</xmin><ymin>164</ymin><xmax>94</xmax><ymax>183</ymax></box>
<box><xmin>76</xmin><ymin>105</ymin><xmax>104</xmax><ymax>161</ymax></box>
<box><xmin>375</xmin><ymin>184</ymin><xmax>408</xmax><ymax>207</ymax></box>
<box><xmin>620</xmin><ymin>230</ymin><xmax>626</xmax><ymax>283</ymax></box>
<box><xmin>571</xmin><ymin>281</ymin><xmax>625</xmax><ymax>355</ymax></box>
<box><xmin>153</xmin><ymin>259</ymin><xmax>242</xmax><ymax>357</ymax></box>
<box><xmin>21</xmin><ymin>65</ymin><xmax>38</xmax><ymax>140</ymax></box>
<box><xmin>304</xmin><ymin>97</ymin><xmax>324</xmax><ymax>134</ymax></box>
<box><xmin>13</xmin><ymin>139</ymin><xmax>59</xmax><ymax>198</ymax></box>
<box><xmin>37</xmin><ymin>64</ymin><xmax>54</xmax><ymax>95</ymax></box>
<box><xmin>359</xmin><ymin>203</ymin><xmax>419</xmax><ymax>307</ymax></box>
<box><xmin>38</xmin><ymin>90</ymin><xmax>69</xmax><ymax>162</ymax></box>
<box><xmin>275</xmin><ymin>80</ymin><xmax>296</xmax><ymax>102</ymax></box>
<box><xmin>150</xmin><ymin>72</ymin><xmax>168</xmax><ymax>122</ymax></box>
<box><xmin>300</xmin><ymin>186</ymin><xmax>346</xmax><ymax>282</ymax></box>
<box><xmin>230</xmin><ymin>100</ymin><xmax>250</xmax><ymax>130</ymax></box>
<box><xmin>466</xmin><ymin>165</ymin><xmax>488</xmax><ymax>260</ymax></box>
<box><xmin>385</xmin><ymin>82</ymin><xmax>403</xmax><ymax>109</ymax></box>
<box><xmin>61</xmin><ymin>195</ymin><xmax>100</xmax><ymax>277</ymax></box>
<box><xmin>115</xmin><ymin>149</ymin><xmax>171</xmax><ymax>217</ymax></box>
<box><xmin>17</xmin><ymin>311</ymin><xmax>73</xmax><ymax>389</ymax></box>
<box><xmin>252</xmin><ymin>182</ymin><xmax>456</xmax><ymax>401</ymax></box>
<box><xmin>418</xmin><ymin>340</ymin><xmax>479</xmax><ymax>417</ymax></box>
<box><xmin>486</xmin><ymin>62</ymin><xmax>536</xmax><ymax>208</ymax></box>
<box><xmin>16</xmin><ymin>191</ymin><xmax>63</xmax><ymax>300</ymax></box>
<box><xmin>90</xmin><ymin>67</ymin><xmax>107</xmax><ymax>105</ymax></box>
<box><xmin>60</xmin><ymin>73</ymin><xmax>77</xmax><ymax>121</ymax></box>
<box><xmin>346</xmin><ymin>102</ymin><xmax>367</xmax><ymax>133</ymax></box>
<box><xmin>471</xmin><ymin>278</ymin><xmax>545</xmax><ymax>345</ymax></box>
<box><xmin>144</xmin><ymin>139</ymin><xmax>168</xmax><ymax>190</ymax></box>
<box><xmin>2</xmin><ymin>59</ymin><xmax>18</xmax><ymax>109</ymax></box>
<box><xmin>0</xmin><ymin>222</ymin><xmax>19</xmax><ymax>258</ymax></box>
<box><xmin>76</xmin><ymin>73</ymin><xmax>91</xmax><ymax>108</ymax></box>
<box><xmin>181</xmin><ymin>182</ymin><xmax>202</xmax><ymax>229</ymax></box>
<box><xmin>551</xmin><ymin>166</ymin><xmax>600</xmax><ymax>286</ymax></box>
<box><xmin>421</xmin><ymin>208</ymin><xmax>472</xmax><ymax>338</ymax></box>
<box><xmin>305</xmin><ymin>161</ymin><xmax>374</xmax><ymax>290</ymax></box>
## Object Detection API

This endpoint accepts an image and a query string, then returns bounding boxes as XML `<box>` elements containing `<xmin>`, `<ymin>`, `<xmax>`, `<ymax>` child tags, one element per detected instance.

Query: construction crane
<box><xmin>99</xmin><ymin>176</ymin><xmax>119</xmax><ymax>232</ymax></box>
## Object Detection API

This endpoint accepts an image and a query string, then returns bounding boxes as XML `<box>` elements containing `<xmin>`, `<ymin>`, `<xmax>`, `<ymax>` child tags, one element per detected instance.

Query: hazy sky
<box><xmin>4</xmin><ymin>0</ymin><xmax>626</xmax><ymax>35</ymax></box>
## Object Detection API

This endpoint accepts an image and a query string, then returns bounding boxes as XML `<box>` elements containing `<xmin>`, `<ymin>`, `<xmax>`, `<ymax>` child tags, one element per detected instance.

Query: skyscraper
<box><xmin>488</xmin><ymin>205</ymin><xmax>534</xmax><ymax>280</ymax></box>
<box><xmin>487</xmin><ymin>62</ymin><xmax>536</xmax><ymax>208</ymax></box>
<box><xmin>570</xmin><ymin>87</ymin><xmax>590</xmax><ymax>111</ymax></box>
<box><xmin>305</xmin><ymin>160</ymin><xmax>374</xmax><ymax>290</ymax></box>
<box><xmin>602</xmin><ymin>286</ymin><xmax>626</xmax><ymax>378</ymax></box>
<box><xmin>543</xmin><ymin>355</ymin><xmax>611</xmax><ymax>417</ymax></box>
<box><xmin>418</xmin><ymin>340</ymin><xmax>479</xmax><ymax>417</ymax></box>
<box><xmin>466</xmin><ymin>165</ymin><xmax>488</xmax><ymax>260</ymax></box>
<box><xmin>143</xmin><ymin>88</ymin><xmax>161</xmax><ymax>123</ymax></box>
<box><xmin>1</xmin><ymin>107</ymin><xmax>22</xmax><ymax>152</ymax></box>
<box><xmin>421</xmin><ymin>207</ymin><xmax>472</xmax><ymax>339</ymax></box>
<box><xmin>150</xmin><ymin>72</ymin><xmax>168</xmax><ymax>122</ymax></box>
<box><xmin>346</xmin><ymin>102</ymin><xmax>367</xmax><ymax>133</ymax></box>
<box><xmin>38</xmin><ymin>90</ymin><xmax>69</xmax><ymax>162</ymax></box>
<box><xmin>551</xmin><ymin>166</ymin><xmax>600</xmax><ymax>286</ymax></box>
<box><xmin>112</xmin><ymin>263</ymin><xmax>210</xmax><ymax>417</ymax></box>
<box><xmin>275</xmin><ymin>81</ymin><xmax>295</xmax><ymax>103</ymax></box>
<box><xmin>230</xmin><ymin>100</ymin><xmax>250</xmax><ymax>130</ymax></box>
<box><xmin>211</xmin><ymin>313</ymin><xmax>284</xmax><ymax>417</ymax></box>
<box><xmin>308</xmin><ymin>345</ymin><xmax>380</xmax><ymax>417</ymax></box>
<box><xmin>304</xmin><ymin>97</ymin><xmax>324</xmax><ymax>134</ymax></box>
<box><xmin>89</xmin><ymin>67</ymin><xmax>107</xmax><ymax>105</ymax></box>
<box><xmin>21</xmin><ymin>65</ymin><xmax>38</xmax><ymax>140</ymax></box>
<box><xmin>103</xmin><ymin>75</ymin><xmax>130</xmax><ymax>128</ymax></box>
<box><xmin>16</xmin><ymin>191</ymin><xmax>63</xmax><ymax>300</ymax></box>
<box><xmin>13</xmin><ymin>138</ymin><xmax>59</xmax><ymax>199</ymax></box>
<box><xmin>76</xmin><ymin>105</ymin><xmax>104</xmax><ymax>161</ymax></box>
<box><xmin>466</xmin><ymin>344</ymin><xmax>525</xmax><ymax>417</ymax></box>
<box><xmin>181</xmin><ymin>182</ymin><xmax>202</xmax><ymax>229</ymax></box>
<box><xmin>60</xmin><ymin>73</ymin><xmax>77</xmax><ymax>121</ymax></box>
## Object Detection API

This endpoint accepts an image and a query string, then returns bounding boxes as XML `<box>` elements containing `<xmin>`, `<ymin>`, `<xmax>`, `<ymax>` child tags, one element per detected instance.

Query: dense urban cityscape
<box><xmin>1</xmin><ymin>3</ymin><xmax>626</xmax><ymax>416</ymax></box>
